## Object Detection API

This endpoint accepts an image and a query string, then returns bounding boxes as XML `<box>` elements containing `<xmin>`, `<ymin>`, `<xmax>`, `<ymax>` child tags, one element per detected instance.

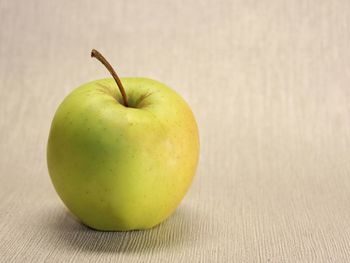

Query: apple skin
<box><xmin>47</xmin><ymin>78</ymin><xmax>199</xmax><ymax>231</ymax></box>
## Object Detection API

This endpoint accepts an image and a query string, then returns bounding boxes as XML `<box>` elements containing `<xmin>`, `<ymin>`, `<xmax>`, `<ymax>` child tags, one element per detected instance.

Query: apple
<box><xmin>47</xmin><ymin>49</ymin><xmax>199</xmax><ymax>231</ymax></box>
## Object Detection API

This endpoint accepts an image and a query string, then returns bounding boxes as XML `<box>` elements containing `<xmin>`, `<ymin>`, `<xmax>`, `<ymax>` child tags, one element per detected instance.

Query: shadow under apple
<box><xmin>44</xmin><ymin>203</ymin><xmax>200</xmax><ymax>254</ymax></box>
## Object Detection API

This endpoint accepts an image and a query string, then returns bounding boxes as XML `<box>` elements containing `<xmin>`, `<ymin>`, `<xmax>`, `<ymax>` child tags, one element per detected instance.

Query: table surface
<box><xmin>1</xmin><ymin>0</ymin><xmax>350</xmax><ymax>262</ymax></box>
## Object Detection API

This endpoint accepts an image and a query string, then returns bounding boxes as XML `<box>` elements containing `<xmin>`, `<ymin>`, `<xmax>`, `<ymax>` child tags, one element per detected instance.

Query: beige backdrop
<box><xmin>1</xmin><ymin>0</ymin><xmax>350</xmax><ymax>262</ymax></box>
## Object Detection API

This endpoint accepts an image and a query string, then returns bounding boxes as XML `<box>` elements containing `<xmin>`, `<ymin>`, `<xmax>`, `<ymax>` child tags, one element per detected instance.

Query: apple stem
<box><xmin>91</xmin><ymin>49</ymin><xmax>129</xmax><ymax>107</ymax></box>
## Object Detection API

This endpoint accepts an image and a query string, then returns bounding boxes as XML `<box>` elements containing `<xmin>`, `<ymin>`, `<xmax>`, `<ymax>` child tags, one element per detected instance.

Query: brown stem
<box><xmin>91</xmin><ymin>49</ymin><xmax>128</xmax><ymax>107</ymax></box>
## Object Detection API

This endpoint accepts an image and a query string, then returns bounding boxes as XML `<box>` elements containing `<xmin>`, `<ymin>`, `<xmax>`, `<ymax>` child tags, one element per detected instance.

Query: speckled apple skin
<box><xmin>47</xmin><ymin>78</ymin><xmax>199</xmax><ymax>231</ymax></box>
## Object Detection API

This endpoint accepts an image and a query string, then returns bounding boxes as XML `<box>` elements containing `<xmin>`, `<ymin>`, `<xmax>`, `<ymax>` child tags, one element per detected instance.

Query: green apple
<box><xmin>47</xmin><ymin>50</ymin><xmax>199</xmax><ymax>231</ymax></box>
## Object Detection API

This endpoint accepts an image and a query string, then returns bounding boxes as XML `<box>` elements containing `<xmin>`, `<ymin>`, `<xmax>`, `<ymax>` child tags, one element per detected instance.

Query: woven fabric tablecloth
<box><xmin>1</xmin><ymin>0</ymin><xmax>350</xmax><ymax>262</ymax></box>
